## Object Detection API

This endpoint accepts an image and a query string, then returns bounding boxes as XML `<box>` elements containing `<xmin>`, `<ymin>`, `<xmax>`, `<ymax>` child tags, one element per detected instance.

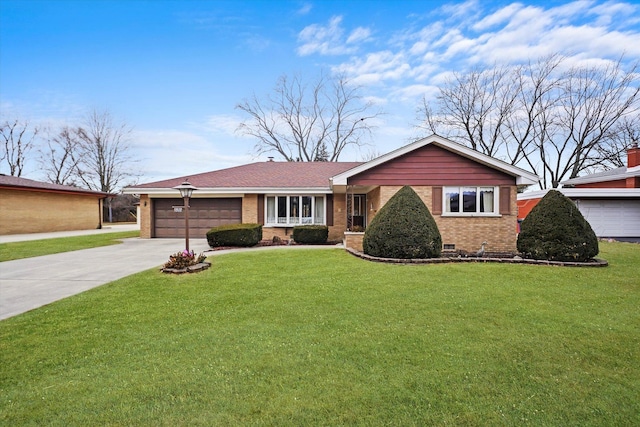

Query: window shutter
<box><xmin>326</xmin><ymin>194</ymin><xmax>334</xmax><ymax>226</ymax></box>
<box><xmin>432</xmin><ymin>187</ymin><xmax>442</xmax><ymax>215</ymax></box>
<box><xmin>499</xmin><ymin>187</ymin><xmax>511</xmax><ymax>215</ymax></box>
<box><xmin>257</xmin><ymin>195</ymin><xmax>264</xmax><ymax>225</ymax></box>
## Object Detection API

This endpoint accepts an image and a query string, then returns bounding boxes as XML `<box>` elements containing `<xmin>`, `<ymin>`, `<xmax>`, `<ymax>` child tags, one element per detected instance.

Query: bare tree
<box><xmin>75</xmin><ymin>110</ymin><xmax>139</xmax><ymax>222</ymax></box>
<box><xmin>0</xmin><ymin>119</ymin><xmax>39</xmax><ymax>176</ymax></box>
<box><xmin>419</xmin><ymin>55</ymin><xmax>639</xmax><ymax>188</ymax></box>
<box><xmin>420</xmin><ymin>55</ymin><xmax>563</xmax><ymax>167</ymax></box>
<box><xmin>421</xmin><ymin>65</ymin><xmax>518</xmax><ymax>158</ymax></box>
<box><xmin>236</xmin><ymin>73</ymin><xmax>381</xmax><ymax>161</ymax></box>
<box><xmin>507</xmin><ymin>55</ymin><xmax>564</xmax><ymax>170</ymax></box>
<box><xmin>38</xmin><ymin>126</ymin><xmax>83</xmax><ymax>185</ymax></box>
<box><xmin>360</xmin><ymin>147</ymin><xmax>384</xmax><ymax>162</ymax></box>
<box><xmin>546</xmin><ymin>59</ymin><xmax>639</xmax><ymax>187</ymax></box>
<box><xmin>74</xmin><ymin>109</ymin><xmax>137</xmax><ymax>193</ymax></box>
<box><xmin>593</xmin><ymin>115</ymin><xmax>640</xmax><ymax>168</ymax></box>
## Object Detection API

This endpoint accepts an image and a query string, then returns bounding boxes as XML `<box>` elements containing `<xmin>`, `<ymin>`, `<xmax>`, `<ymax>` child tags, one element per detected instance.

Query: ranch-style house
<box><xmin>124</xmin><ymin>135</ymin><xmax>540</xmax><ymax>253</ymax></box>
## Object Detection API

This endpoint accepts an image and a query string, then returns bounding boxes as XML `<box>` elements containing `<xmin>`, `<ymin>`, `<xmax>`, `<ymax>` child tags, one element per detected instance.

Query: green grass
<box><xmin>0</xmin><ymin>231</ymin><xmax>140</xmax><ymax>262</ymax></box>
<box><xmin>1</xmin><ymin>241</ymin><xmax>638</xmax><ymax>426</ymax></box>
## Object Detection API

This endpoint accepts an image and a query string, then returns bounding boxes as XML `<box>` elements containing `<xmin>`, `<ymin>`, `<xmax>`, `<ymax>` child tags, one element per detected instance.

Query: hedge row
<box><xmin>206</xmin><ymin>223</ymin><xmax>262</xmax><ymax>247</ymax></box>
<box><xmin>292</xmin><ymin>225</ymin><xmax>329</xmax><ymax>244</ymax></box>
<box><xmin>206</xmin><ymin>224</ymin><xmax>329</xmax><ymax>247</ymax></box>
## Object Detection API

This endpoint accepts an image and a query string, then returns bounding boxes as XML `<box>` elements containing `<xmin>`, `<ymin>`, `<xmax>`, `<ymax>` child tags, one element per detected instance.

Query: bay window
<box><xmin>266</xmin><ymin>195</ymin><xmax>326</xmax><ymax>225</ymax></box>
<box><xmin>444</xmin><ymin>186</ymin><xmax>497</xmax><ymax>215</ymax></box>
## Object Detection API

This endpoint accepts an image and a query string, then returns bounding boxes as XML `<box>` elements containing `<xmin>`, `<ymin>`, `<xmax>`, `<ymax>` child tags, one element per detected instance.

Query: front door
<box><xmin>347</xmin><ymin>194</ymin><xmax>366</xmax><ymax>230</ymax></box>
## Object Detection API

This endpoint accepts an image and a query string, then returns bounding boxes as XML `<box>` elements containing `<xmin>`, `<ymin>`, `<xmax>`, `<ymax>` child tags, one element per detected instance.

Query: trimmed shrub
<box><xmin>293</xmin><ymin>225</ymin><xmax>329</xmax><ymax>244</ymax></box>
<box><xmin>363</xmin><ymin>185</ymin><xmax>442</xmax><ymax>259</ymax></box>
<box><xmin>206</xmin><ymin>223</ymin><xmax>262</xmax><ymax>248</ymax></box>
<box><xmin>517</xmin><ymin>190</ymin><xmax>598</xmax><ymax>262</ymax></box>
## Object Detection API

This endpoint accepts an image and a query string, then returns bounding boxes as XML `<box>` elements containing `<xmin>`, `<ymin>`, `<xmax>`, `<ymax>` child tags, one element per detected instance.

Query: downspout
<box><xmin>345</xmin><ymin>187</ymin><xmax>349</xmax><ymax>231</ymax></box>
<box><xmin>97</xmin><ymin>196</ymin><xmax>104</xmax><ymax>229</ymax></box>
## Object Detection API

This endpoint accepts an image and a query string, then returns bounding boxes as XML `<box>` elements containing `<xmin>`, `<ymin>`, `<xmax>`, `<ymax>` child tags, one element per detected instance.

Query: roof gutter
<box><xmin>122</xmin><ymin>186</ymin><xmax>333</xmax><ymax>196</ymax></box>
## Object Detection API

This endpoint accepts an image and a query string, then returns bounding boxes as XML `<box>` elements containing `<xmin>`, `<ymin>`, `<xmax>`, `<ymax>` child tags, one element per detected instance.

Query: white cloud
<box><xmin>411</xmin><ymin>61</ymin><xmax>440</xmax><ymax>82</ymax></box>
<box><xmin>439</xmin><ymin>0</ymin><xmax>481</xmax><ymax>23</ymax></box>
<box><xmin>589</xmin><ymin>1</ymin><xmax>639</xmax><ymax>27</ymax></box>
<box><xmin>333</xmin><ymin>51</ymin><xmax>410</xmax><ymax>85</ymax></box>
<box><xmin>473</xmin><ymin>3</ymin><xmax>525</xmax><ymax>31</ymax></box>
<box><xmin>392</xmin><ymin>84</ymin><xmax>438</xmax><ymax>102</ymax></box>
<box><xmin>298</xmin><ymin>0</ymin><xmax>639</xmax><ymax>136</ymax></box>
<box><xmin>346</xmin><ymin>27</ymin><xmax>372</xmax><ymax>44</ymax></box>
<box><xmin>365</xmin><ymin>94</ymin><xmax>388</xmax><ymax>103</ymax></box>
<box><xmin>133</xmin><ymin>128</ymin><xmax>252</xmax><ymax>182</ymax></box>
<box><xmin>202</xmin><ymin>114</ymin><xmax>244</xmax><ymax>136</ymax></box>
<box><xmin>297</xmin><ymin>3</ymin><xmax>313</xmax><ymax>15</ymax></box>
<box><xmin>409</xmin><ymin>41</ymin><xmax>429</xmax><ymax>56</ymax></box>
<box><xmin>296</xmin><ymin>15</ymin><xmax>372</xmax><ymax>56</ymax></box>
<box><xmin>297</xmin><ymin>16</ymin><xmax>348</xmax><ymax>56</ymax></box>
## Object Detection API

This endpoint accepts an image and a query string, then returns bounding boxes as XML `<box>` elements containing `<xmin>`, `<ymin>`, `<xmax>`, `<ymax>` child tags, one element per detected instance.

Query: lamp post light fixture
<box><xmin>173</xmin><ymin>180</ymin><xmax>198</xmax><ymax>252</ymax></box>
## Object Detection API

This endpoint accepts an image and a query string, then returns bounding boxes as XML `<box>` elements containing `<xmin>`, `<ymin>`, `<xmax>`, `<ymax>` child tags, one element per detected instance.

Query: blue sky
<box><xmin>1</xmin><ymin>0</ymin><xmax>639</xmax><ymax>184</ymax></box>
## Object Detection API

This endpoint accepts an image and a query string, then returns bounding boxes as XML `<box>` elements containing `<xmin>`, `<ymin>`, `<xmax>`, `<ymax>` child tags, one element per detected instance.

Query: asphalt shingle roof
<box><xmin>562</xmin><ymin>166</ymin><xmax>639</xmax><ymax>185</ymax></box>
<box><xmin>133</xmin><ymin>161</ymin><xmax>364</xmax><ymax>189</ymax></box>
<box><xmin>0</xmin><ymin>174</ymin><xmax>109</xmax><ymax>196</ymax></box>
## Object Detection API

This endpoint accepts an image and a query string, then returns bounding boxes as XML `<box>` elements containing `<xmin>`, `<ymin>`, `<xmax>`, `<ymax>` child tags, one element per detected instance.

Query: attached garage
<box><xmin>153</xmin><ymin>198</ymin><xmax>241</xmax><ymax>238</ymax></box>
<box><xmin>518</xmin><ymin>189</ymin><xmax>640</xmax><ymax>241</ymax></box>
<box><xmin>575</xmin><ymin>199</ymin><xmax>640</xmax><ymax>239</ymax></box>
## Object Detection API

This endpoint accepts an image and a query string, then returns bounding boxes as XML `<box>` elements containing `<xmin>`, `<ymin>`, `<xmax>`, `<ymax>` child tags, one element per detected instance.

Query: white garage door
<box><xmin>575</xmin><ymin>199</ymin><xmax>640</xmax><ymax>238</ymax></box>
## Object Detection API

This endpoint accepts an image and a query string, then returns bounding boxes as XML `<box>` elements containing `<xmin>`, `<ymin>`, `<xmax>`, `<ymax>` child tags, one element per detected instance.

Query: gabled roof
<box><xmin>125</xmin><ymin>135</ymin><xmax>540</xmax><ymax>196</ymax></box>
<box><xmin>0</xmin><ymin>174</ymin><xmax>109</xmax><ymax>197</ymax></box>
<box><xmin>562</xmin><ymin>165</ymin><xmax>640</xmax><ymax>186</ymax></box>
<box><xmin>331</xmin><ymin>135</ymin><xmax>540</xmax><ymax>186</ymax></box>
<box><xmin>126</xmin><ymin>161</ymin><xmax>363</xmax><ymax>195</ymax></box>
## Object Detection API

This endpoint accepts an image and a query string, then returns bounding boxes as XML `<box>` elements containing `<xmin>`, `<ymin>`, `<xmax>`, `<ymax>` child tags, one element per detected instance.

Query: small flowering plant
<box><xmin>163</xmin><ymin>249</ymin><xmax>207</xmax><ymax>270</ymax></box>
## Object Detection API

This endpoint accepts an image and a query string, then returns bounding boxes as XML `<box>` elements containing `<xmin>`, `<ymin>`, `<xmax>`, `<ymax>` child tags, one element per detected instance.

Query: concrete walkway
<box><xmin>0</xmin><ymin>223</ymin><xmax>140</xmax><ymax>243</ymax></box>
<box><xmin>0</xmin><ymin>227</ymin><xmax>341</xmax><ymax>321</ymax></box>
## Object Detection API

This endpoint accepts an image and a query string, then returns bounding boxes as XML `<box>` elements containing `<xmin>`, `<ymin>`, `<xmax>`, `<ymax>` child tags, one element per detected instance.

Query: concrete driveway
<box><xmin>0</xmin><ymin>236</ymin><xmax>211</xmax><ymax>321</ymax></box>
<box><xmin>1</xmin><ymin>227</ymin><xmax>341</xmax><ymax>321</ymax></box>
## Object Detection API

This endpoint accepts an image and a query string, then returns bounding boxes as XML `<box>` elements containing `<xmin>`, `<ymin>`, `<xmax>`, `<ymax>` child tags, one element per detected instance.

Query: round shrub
<box><xmin>292</xmin><ymin>225</ymin><xmax>329</xmax><ymax>244</ymax></box>
<box><xmin>363</xmin><ymin>185</ymin><xmax>442</xmax><ymax>259</ymax></box>
<box><xmin>517</xmin><ymin>190</ymin><xmax>598</xmax><ymax>262</ymax></box>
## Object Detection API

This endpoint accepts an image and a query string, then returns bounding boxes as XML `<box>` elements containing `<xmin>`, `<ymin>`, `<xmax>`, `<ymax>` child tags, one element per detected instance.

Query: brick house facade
<box><xmin>125</xmin><ymin>135</ymin><xmax>539</xmax><ymax>252</ymax></box>
<box><xmin>0</xmin><ymin>175</ymin><xmax>108</xmax><ymax>235</ymax></box>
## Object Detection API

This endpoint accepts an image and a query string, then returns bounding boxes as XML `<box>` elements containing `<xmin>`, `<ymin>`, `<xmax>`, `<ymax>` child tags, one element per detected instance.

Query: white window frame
<box><xmin>265</xmin><ymin>195</ymin><xmax>327</xmax><ymax>226</ymax></box>
<box><xmin>441</xmin><ymin>186</ymin><xmax>501</xmax><ymax>217</ymax></box>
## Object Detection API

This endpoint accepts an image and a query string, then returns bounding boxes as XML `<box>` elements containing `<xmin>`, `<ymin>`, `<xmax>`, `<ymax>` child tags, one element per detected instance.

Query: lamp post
<box><xmin>173</xmin><ymin>180</ymin><xmax>198</xmax><ymax>252</ymax></box>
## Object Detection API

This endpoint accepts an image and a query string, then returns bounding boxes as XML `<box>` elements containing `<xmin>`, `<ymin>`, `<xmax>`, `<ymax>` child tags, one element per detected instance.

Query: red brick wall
<box><xmin>372</xmin><ymin>185</ymin><xmax>518</xmax><ymax>253</ymax></box>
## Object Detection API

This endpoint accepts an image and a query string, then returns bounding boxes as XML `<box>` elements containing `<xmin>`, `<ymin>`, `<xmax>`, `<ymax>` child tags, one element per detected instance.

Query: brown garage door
<box><xmin>153</xmin><ymin>198</ymin><xmax>242</xmax><ymax>238</ymax></box>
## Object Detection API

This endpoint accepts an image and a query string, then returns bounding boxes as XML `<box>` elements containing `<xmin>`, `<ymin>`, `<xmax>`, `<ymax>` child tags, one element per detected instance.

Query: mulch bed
<box><xmin>176</xmin><ymin>241</ymin><xmax>609</xmax><ymax>268</ymax></box>
<box><xmin>207</xmin><ymin>239</ymin><xmax>342</xmax><ymax>251</ymax></box>
<box><xmin>346</xmin><ymin>248</ymin><xmax>608</xmax><ymax>267</ymax></box>
<box><xmin>161</xmin><ymin>262</ymin><xmax>211</xmax><ymax>274</ymax></box>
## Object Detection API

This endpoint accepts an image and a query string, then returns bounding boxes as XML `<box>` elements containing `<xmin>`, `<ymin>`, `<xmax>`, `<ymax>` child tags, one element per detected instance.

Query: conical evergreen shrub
<box><xmin>363</xmin><ymin>186</ymin><xmax>442</xmax><ymax>259</ymax></box>
<box><xmin>517</xmin><ymin>189</ymin><xmax>598</xmax><ymax>262</ymax></box>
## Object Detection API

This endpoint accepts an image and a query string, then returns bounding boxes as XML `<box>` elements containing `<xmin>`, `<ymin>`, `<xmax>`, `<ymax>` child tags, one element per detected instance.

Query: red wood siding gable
<box><xmin>348</xmin><ymin>144</ymin><xmax>515</xmax><ymax>186</ymax></box>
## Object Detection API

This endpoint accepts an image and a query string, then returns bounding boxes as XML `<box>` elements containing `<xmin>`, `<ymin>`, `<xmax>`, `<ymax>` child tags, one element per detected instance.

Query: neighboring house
<box><xmin>124</xmin><ymin>135</ymin><xmax>539</xmax><ymax>253</ymax></box>
<box><xmin>0</xmin><ymin>175</ymin><xmax>110</xmax><ymax>235</ymax></box>
<box><xmin>517</xmin><ymin>144</ymin><xmax>640</xmax><ymax>241</ymax></box>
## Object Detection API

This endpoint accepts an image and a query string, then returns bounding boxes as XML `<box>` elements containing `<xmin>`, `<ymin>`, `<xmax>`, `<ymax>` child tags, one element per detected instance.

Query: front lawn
<box><xmin>0</xmin><ymin>230</ymin><xmax>140</xmax><ymax>262</ymax></box>
<box><xmin>1</xmin><ymin>242</ymin><xmax>638</xmax><ymax>425</ymax></box>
